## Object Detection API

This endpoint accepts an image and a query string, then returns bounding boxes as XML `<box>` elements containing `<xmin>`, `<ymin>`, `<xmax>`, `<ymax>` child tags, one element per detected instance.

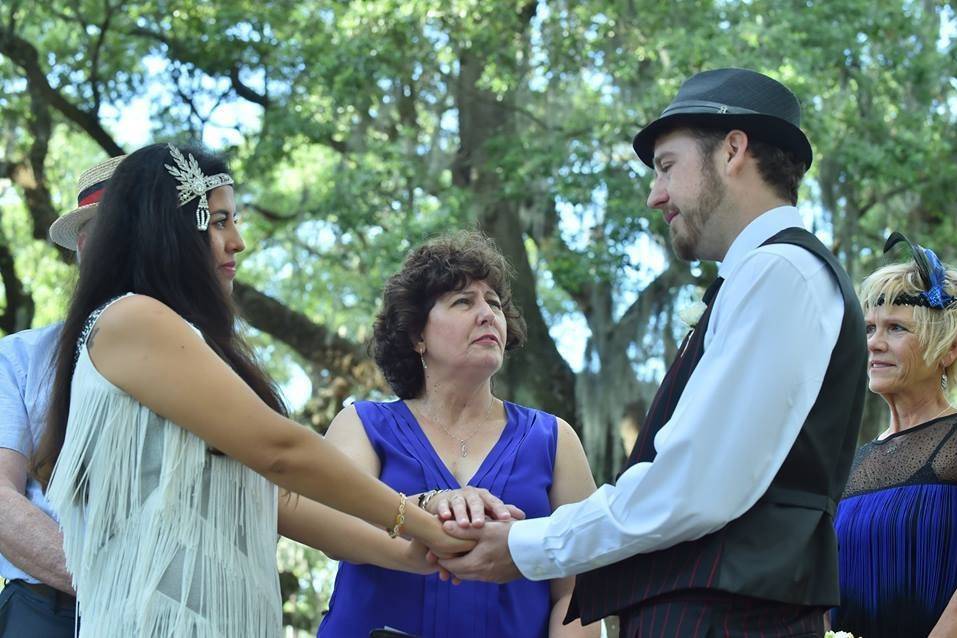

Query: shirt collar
<box><xmin>718</xmin><ymin>205</ymin><xmax>805</xmax><ymax>278</ymax></box>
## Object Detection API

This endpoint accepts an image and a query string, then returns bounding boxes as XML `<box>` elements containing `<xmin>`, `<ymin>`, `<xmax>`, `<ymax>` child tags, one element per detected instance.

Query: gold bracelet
<box><xmin>388</xmin><ymin>492</ymin><xmax>407</xmax><ymax>538</ymax></box>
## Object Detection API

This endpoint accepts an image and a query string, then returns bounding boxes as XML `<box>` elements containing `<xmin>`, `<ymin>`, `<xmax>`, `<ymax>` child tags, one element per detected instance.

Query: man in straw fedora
<box><xmin>437</xmin><ymin>68</ymin><xmax>867</xmax><ymax>636</ymax></box>
<box><xmin>0</xmin><ymin>155</ymin><xmax>123</xmax><ymax>637</ymax></box>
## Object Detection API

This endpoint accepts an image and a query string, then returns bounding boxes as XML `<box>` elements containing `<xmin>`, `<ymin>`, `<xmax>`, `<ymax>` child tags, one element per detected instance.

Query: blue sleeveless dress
<box><xmin>317</xmin><ymin>400</ymin><xmax>557</xmax><ymax>638</ymax></box>
<box><xmin>831</xmin><ymin>414</ymin><xmax>957</xmax><ymax>637</ymax></box>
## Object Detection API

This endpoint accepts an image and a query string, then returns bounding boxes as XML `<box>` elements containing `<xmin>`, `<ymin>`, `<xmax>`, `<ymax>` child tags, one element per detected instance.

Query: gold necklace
<box><xmin>422</xmin><ymin>397</ymin><xmax>496</xmax><ymax>458</ymax></box>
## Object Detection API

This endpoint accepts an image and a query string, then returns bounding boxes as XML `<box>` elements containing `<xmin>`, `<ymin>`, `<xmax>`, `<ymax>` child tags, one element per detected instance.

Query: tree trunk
<box><xmin>0</xmin><ymin>220</ymin><xmax>34</xmax><ymax>334</ymax></box>
<box><xmin>454</xmin><ymin>47</ymin><xmax>578</xmax><ymax>427</ymax></box>
<box><xmin>233</xmin><ymin>282</ymin><xmax>386</xmax><ymax>394</ymax></box>
<box><xmin>578</xmin><ymin>263</ymin><xmax>694</xmax><ymax>483</ymax></box>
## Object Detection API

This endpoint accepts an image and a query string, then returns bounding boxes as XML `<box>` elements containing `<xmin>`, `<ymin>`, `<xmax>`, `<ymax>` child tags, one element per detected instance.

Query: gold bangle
<box><xmin>388</xmin><ymin>492</ymin><xmax>407</xmax><ymax>538</ymax></box>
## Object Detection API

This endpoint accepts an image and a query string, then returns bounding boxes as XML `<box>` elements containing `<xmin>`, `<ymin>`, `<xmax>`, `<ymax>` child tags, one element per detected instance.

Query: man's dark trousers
<box><xmin>0</xmin><ymin>580</ymin><xmax>76</xmax><ymax>637</ymax></box>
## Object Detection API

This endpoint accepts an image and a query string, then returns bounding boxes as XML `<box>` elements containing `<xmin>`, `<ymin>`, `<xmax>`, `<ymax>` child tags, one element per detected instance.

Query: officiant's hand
<box><xmin>434</xmin><ymin>520</ymin><xmax>521</xmax><ymax>584</ymax></box>
<box><xmin>424</xmin><ymin>487</ymin><xmax>525</xmax><ymax>528</ymax></box>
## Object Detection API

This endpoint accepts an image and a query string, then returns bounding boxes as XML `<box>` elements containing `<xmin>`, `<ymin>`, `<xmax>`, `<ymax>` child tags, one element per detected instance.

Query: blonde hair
<box><xmin>859</xmin><ymin>262</ymin><xmax>957</xmax><ymax>380</ymax></box>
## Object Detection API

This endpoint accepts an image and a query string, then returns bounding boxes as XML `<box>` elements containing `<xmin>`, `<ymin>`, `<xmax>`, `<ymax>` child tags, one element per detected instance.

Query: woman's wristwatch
<box><xmin>417</xmin><ymin>489</ymin><xmax>444</xmax><ymax>511</ymax></box>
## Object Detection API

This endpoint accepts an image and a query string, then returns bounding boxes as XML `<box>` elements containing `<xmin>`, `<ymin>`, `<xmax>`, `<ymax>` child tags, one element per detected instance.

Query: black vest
<box><xmin>567</xmin><ymin>228</ymin><xmax>868</xmax><ymax>625</ymax></box>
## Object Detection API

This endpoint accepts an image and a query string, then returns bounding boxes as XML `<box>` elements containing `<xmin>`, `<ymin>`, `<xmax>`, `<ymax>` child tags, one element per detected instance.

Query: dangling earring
<box><xmin>417</xmin><ymin>346</ymin><xmax>427</xmax><ymax>371</ymax></box>
<box><xmin>942</xmin><ymin>373</ymin><xmax>949</xmax><ymax>391</ymax></box>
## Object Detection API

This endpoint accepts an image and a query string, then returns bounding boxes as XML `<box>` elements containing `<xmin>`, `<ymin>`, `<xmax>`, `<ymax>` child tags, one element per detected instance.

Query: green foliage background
<box><xmin>2</xmin><ymin>0</ymin><xmax>956</xmax><ymax>632</ymax></box>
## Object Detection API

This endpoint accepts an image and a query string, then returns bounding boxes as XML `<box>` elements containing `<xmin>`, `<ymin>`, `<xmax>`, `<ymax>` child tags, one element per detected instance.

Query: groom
<box><xmin>438</xmin><ymin>68</ymin><xmax>867</xmax><ymax>635</ymax></box>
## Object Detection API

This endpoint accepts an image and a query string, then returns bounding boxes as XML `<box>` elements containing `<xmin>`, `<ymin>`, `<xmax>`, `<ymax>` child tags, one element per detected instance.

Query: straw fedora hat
<box><xmin>632</xmin><ymin>68</ymin><xmax>812</xmax><ymax>169</ymax></box>
<box><xmin>48</xmin><ymin>155</ymin><xmax>126</xmax><ymax>250</ymax></box>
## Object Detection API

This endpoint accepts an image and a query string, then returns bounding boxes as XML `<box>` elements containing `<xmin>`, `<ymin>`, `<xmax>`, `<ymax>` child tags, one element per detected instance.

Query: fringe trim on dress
<box><xmin>47</xmin><ymin>305</ymin><xmax>281</xmax><ymax>638</ymax></box>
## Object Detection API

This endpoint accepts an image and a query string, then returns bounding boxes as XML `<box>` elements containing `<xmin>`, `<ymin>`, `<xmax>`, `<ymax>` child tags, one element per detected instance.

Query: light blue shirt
<box><xmin>0</xmin><ymin>322</ymin><xmax>61</xmax><ymax>583</ymax></box>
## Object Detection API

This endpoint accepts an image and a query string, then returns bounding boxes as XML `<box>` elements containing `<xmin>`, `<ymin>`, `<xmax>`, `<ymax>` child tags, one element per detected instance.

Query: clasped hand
<box><xmin>420</xmin><ymin>485</ymin><xmax>524</xmax><ymax>528</ymax></box>
<box><xmin>421</xmin><ymin>487</ymin><xmax>525</xmax><ymax>584</ymax></box>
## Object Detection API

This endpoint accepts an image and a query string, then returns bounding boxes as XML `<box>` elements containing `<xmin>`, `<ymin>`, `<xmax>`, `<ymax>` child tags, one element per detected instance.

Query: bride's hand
<box><xmin>400</xmin><ymin>538</ymin><xmax>439</xmax><ymax>575</ymax></box>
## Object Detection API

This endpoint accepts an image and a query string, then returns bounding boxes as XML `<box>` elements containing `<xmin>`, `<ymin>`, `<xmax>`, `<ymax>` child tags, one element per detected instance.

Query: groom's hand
<box><xmin>435</xmin><ymin>520</ymin><xmax>521</xmax><ymax>584</ymax></box>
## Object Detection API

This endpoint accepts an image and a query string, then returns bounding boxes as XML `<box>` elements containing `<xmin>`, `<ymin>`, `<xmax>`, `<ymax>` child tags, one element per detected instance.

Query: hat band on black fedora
<box><xmin>631</xmin><ymin>68</ymin><xmax>812</xmax><ymax>168</ymax></box>
<box><xmin>661</xmin><ymin>100</ymin><xmax>763</xmax><ymax>117</ymax></box>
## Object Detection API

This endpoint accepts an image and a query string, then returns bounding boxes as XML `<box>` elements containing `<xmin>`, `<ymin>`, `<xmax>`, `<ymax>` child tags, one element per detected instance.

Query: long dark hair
<box><xmin>32</xmin><ymin>143</ymin><xmax>286</xmax><ymax>487</ymax></box>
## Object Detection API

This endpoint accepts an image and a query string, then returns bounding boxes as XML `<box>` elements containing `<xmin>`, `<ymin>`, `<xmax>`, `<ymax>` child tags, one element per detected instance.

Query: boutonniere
<box><xmin>678</xmin><ymin>298</ymin><xmax>708</xmax><ymax>329</ymax></box>
<box><xmin>824</xmin><ymin>632</ymin><xmax>857</xmax><ymax>638</ymax></box>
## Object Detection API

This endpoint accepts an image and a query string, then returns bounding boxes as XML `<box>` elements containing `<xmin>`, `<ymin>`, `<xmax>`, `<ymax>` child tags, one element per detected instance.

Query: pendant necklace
<box><xmin>424</xmin><ymin>397</ymin><xmax>496</xmax><ymax>458</ymax></box>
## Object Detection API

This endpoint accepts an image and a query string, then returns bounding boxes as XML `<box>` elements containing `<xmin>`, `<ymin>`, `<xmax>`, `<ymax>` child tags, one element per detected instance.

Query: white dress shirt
<box><xmin>508</xmin><ymin>206</ymin><xmax>844</xmax><ymax>580</ymax></box>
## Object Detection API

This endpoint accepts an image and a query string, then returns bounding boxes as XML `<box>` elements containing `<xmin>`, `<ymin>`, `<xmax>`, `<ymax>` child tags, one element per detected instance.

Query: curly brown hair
<box><xmin>371</xmin><ymin>231</ymin><xmax>527</xmax><ymax>398</ymax></box>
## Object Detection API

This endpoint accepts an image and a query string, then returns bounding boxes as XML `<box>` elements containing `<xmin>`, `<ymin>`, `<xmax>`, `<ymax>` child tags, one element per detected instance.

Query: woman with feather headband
<box><xmin>831</xmin><ymin>233</ymin><xmax>957</xmax><ymax>637</ymax></box>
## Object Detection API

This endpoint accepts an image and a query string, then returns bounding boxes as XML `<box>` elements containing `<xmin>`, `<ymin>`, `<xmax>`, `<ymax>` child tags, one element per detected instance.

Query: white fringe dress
<box><xmin>46</xmin><ymin>296</ymin><xmax>282</xmax><ymax>637</ymax></box>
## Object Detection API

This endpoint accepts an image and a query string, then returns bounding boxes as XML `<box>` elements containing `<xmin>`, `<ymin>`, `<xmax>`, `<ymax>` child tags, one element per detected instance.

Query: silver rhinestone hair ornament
<box><xmin>163</xmin><ymin>144</ymin><xmax>234</xmax><ymax>231</ymax></box>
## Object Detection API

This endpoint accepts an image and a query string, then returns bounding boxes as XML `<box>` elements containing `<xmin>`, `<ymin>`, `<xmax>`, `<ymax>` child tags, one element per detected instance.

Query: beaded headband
<box><xmin>879</xmin><ymin>231</ymin><xmax>957</xmax><ymax>310</ymax></box>
<box><xmin>163</xmin><ymin>144</ymin><xmax>234</xmax><ymax>231</ymax></box>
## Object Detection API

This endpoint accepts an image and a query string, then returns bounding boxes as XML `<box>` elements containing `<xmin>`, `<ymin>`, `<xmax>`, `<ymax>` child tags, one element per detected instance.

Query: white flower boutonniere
<box><xmin>824</xmin><ymin>631</ymin><xmax>858</xmax><ymax>638</ymax></box>
<box><xmin>678</xmin><ymin>299</ymin><xmax>708</xmax><ymax>329</ymax></box>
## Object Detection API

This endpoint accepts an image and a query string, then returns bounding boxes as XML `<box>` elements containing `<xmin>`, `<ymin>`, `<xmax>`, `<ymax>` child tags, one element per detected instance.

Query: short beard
<box><xmin>670</xmin><ymin>158</ymin><xmax>726</xmax><ymax>261</ymax></box>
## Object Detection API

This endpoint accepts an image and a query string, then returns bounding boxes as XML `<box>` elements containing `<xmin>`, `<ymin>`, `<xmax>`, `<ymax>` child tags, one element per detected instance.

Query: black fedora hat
<box><xmin>632</xmin><ymin>68</ymin><xmax>812</xmax><ymax>169</ymax></box>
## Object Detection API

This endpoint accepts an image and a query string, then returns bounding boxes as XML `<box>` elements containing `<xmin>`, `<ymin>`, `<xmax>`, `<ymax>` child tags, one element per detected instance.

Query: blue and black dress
<box><xmin>832</xmin><ymin>414</ymin><xmax>957</xmax><ymax>637</ymax></box>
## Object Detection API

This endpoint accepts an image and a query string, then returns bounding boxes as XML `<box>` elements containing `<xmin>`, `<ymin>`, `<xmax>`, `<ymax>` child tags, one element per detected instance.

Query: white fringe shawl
<box><xmin>47</xmin><ymin>337</ymin><xmax>281</xmax><ymax>637</ymax></box>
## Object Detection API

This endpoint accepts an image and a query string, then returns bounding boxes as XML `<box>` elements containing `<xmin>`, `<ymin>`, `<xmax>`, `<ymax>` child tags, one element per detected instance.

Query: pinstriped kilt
<box><xmin>617</xmin><ymin>589</ymin><xmax>825</xmax><ymax>638</ymax></box>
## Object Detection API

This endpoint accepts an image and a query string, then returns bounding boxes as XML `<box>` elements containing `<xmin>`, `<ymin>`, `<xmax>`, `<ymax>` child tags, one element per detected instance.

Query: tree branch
<box><xmin>858</xmin><ymin>180</ymin><xmax>927</xmax><ymax>219</ymax></box>
<box><xmin>230</xmin><ymin>63</ymin><xmax>269</xmax><ymax>108</ymax></box>
<box><xmin>5</xmin><ymin>85</ymin><xmax>74</xmax><ymax>261</ymax></box>
<box><xmin>249</xmin><ymin>203</ymin><xmax>298</xmax><ymax>222</ymax></box>
<box><xmin>128</xmin><ymin>26</ymin><xmax>270</xmax><ymax>109</ymax></box>
<box><xmin>615</xmin><ymin>259</ymin><xmax>698</xmax><ymax>342</ymax></box>
<box><xmin>87</xmin><ymin>0</ymin><xmax>117</xmax><ymax>111</ymax></box>
<box><xmin>0</xmin><ymin>27</ymin><xmax>124</xmax><ymax>156</ymax></box>
<box><xmin>232</xmin><ymin>282</ymin><xmax>386</xmax><ymax>392</ymax></box>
